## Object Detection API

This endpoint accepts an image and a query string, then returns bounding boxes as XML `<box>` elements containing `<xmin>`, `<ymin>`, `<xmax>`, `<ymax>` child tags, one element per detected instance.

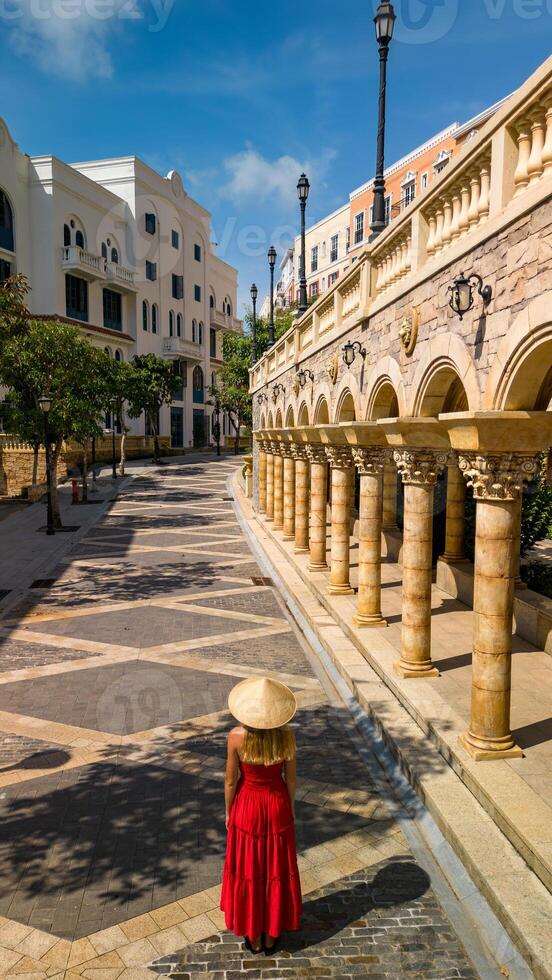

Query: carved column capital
<box><xmin>394</xmin><ymin>448</ymin><xmax>450</xmax><ymax>486</ymax></box>
<box><xmin>458</xmin><ymin>452</ymin><xmax>539</xmax><ymax>500</ymax></box>
<box><xmin>269</xmin><ymin>441</ymin><xmax>282</xmax><ymax>456</ymax></box>
<box><xmin>279</xmin><ymin>443</ymin><xmax>295</xmax><ymax>459</ymax></box>
<box><xmin>325</xmin><ymin>445</ymin><xmax>353</xmax><ymax>469</ymax></box>
<box><xmin>352</xmin><ymin>447</ymin><xmax>389</xmax><ymax>475</ymax></box>
<box><xmin>305</xmin><ymin>444</ymin><xmax>327</xmax><ymax>465</ymax></box>
<box><xmin>290</xmin><ymin>443</ymin><xmax>307</xmax><ymax>461</ymax></box>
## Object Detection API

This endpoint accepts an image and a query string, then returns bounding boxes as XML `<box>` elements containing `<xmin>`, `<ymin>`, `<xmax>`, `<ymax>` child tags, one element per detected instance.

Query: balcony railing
<box><xmin>249</xmin><ymin>54</ymin><xmax>552</xmax><ymax>393</ymax></box>
<box><xmin>105</xmin><ymin>261</ymin><xmax>137</xmax><ymax>292</ymax></box>
<box><xmin>61</xmin><ymin>246</ymin><xmax>105</xmax><ymax>280</ymax></box>
<box><xmin>210</xmin><ymin>308</ymin><xmax>242</xmax><ymax>334</ymax></box>
<box><xmin>162</xmin><ymin>337</ymin><xmax>203</xmax><ymax>361</ymax></box>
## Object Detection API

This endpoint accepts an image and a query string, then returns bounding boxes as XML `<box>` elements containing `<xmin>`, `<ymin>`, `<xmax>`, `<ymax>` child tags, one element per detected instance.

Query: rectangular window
<box><xmin>330</xmin><ymin>234</ymin><xmax>338</xmax><ymax>264</ymax></box>
<box><xmin>146</xmin><ymin>260</ymin><xmax>157</xmax><ymax>282</ymax></box>
<box><xmin>170</xmin><ymin>406</ymin><xmax>184</xmax><ymax>447</ymax></box>
<box><xmin>354</xmin><ymin>212</ymin><xmax>364</xmax><ymax>245</ymax></box>
<box><xmin>310</xmin><ymin>246</ymin><xmax>318</xmax><ymax>273</ymax></box>
<box><xmin>210</xmin><ymin>327</ymin><xmax>217</xmax><ymax>358</ymax></box>
<box><xmin>403</xmin><ymin>181</ymin><xmax>416</xmax><ymax>207</ymax></box>
<box><xmin>385</xmin><ymin>194</ymin><xmax>391</xmax><ymax>225</ymax></box>
<box><xmin>345</xmin><ymin>227</ymin><xmax>350</xmax><ymax>253</ymax></box>
<box><xmin>171</xmin><ymin>362</ymin><xmax>184</xmax><ymax>402</ymax></box>
<box><xmin>65</xmin><ymin>274</ymin><xmax>88</xmax><ymax>322</ymax></box>
<box><xmin>421</xmin><ymin>172</ymin><xmax>429</xmax><ymax>191</ymax></box>
<box><xmin>309</xmin><ymin>281</ymin><xmax>319</xmax><ymax>299</ymax></box>
<box><xmin>103</xmin><ymin>289</ymin><xmax>122</xmax><ymax>331</ymax></box>
<box><xmin>194</xmin><ymin>243</ymin><xmax>201</xmax><ymax>262</ymax></box>
<box><xmin>194</xmin><ymin>284</ymin><xmax>201</xmax><ymax>302</ymax></box>
<box><xmin>172</xmin><ymin>274</ymin><xmax>184</xmax><ymax>299</ymax></box>
<box><xmin>171</xmin><ymin>229</ymin><xmax>179</xmax><ymax>249</ymax></box>
<box><xmin>0</xmin><ymin>259</ymin><xmax>11</xmax><ymax>282</ymax></box>
<box><xmin>145</xmin><ymin>213</ymin><xmax>156</xmax><ymax>235</ymax></box>
<box><xmin>328</xmin><ymin>271</ymin><xmax>339</xmax><ymax>286</ymax></box>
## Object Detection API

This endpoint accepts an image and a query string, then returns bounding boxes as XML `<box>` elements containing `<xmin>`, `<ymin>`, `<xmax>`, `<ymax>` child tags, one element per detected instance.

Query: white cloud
<box><xmin>220</xmin><ymin>145</ymin><xmax>337</xmax><ymax>209</ymax></box>
<box><xmin>5</xmin><ymin>0</ymin><xmax>147</xmax><ymax>81</ymax></box>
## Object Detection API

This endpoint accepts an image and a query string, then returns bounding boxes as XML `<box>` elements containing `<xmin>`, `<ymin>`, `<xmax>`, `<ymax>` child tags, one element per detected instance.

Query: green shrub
<box><xmin>521</xmin><ymin>561</ymin><xmax>552</xmax><ymax>599</ymax></box>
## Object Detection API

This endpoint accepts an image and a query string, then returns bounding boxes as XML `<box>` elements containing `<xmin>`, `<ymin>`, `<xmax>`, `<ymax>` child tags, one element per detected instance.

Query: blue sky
<box><xmin>1</xmin><ymin>0</ymin><xmax>551</xmax><ymax>313</ymax></box>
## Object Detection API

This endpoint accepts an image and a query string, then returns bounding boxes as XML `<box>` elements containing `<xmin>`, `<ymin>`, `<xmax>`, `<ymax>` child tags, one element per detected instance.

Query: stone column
<box><xmin>394</xmin><ymin>448</ymin><xmax>449</xmax><ymax>678</ymax></box>
<box><xmin>326</xmin><ymin>446</ymin><xmax>354</xmax><ymax>596</ymax></box>
<box><xmin>258</xmin><ymin>444</ymin><xmax>267</xmax><ymax>514</ymax></box>
<box><xmin>352</xmin><ymin>447</ymin><xmax>388</xmax><ymax>627</ymax></box>
<box><xmin>382</xmin><ymin>459</ymin><xmax>398</xmax><ymax>528</ymax></box>
<box><xmin>457</xmin><ymin>453</ymin><xmax>538</xmax><ymax>760</ymax></box>
<box><xmin>273</xmin><ymin>447</ymin><xmax>284</xmax><ymax>530</ymax></box>
<box><xmin>265</xmin><ymin>446</ymin><xmax>274</xmax><ymax>522</ymax></box>
<box><xmin>306</xmin><ymin>445</ymin><xmax>328</xmax><ymax>571</ymax></box>
<box><xmin>293</xmin><ymin>445</ymin><xmax>310</xmax><ymax>554</ymax></box>
<box><xmin>282</xmin><ymin>448</ymin><xmax>296</xmax><ymax>542</ymax></box>
<box><xmin>440</xmin><ymin>462</ymin><xmax>467</xmax><ymax>563</ymax></box>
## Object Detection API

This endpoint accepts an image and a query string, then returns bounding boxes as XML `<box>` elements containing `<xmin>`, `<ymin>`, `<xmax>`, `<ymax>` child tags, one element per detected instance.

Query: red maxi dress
<box><xmin>221</xmin><ymin>760</ymin><xmax>302</xmax><ymax>938</ymax></box>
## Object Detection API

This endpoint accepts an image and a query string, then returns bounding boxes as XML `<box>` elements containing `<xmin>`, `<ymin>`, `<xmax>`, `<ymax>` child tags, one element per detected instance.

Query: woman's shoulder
<box><xmin>228</xmin><ymin>726</ymin><xmax>245</xmax><ymax>743</ymax></box>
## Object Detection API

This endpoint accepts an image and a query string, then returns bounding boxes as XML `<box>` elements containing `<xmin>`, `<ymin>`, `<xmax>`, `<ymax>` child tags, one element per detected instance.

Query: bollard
<box><xmin>71</xmin><ymin>479</ymin><xmax>79</xmax><ymax>505</ymax></box>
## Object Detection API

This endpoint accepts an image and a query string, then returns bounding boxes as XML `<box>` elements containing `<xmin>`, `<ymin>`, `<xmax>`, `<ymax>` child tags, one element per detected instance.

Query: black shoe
<box><xmin>244</xmin><ymin>937</ymin><xmax>263</xmax><ymax>955</ymax></box>
<box><xmin>264</xmin><ymin>937</ymin><xmax>279</xmax><ymax>956</ymax></box>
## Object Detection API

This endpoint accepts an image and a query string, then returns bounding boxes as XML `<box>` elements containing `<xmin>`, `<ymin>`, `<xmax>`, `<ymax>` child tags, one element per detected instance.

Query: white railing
<box><xmin>61</xmin><ymin>246</ymin><xmax>103</xmax><ymax>275</ymax></box>
<box><xmin>425</xmin><ymin>150</ymin><xmax>491</xmax><ymax>259</ymax></box>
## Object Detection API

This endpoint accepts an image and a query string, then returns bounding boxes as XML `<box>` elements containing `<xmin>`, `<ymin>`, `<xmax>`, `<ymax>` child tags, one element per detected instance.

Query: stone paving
<box><xmin>0</xmin><ymin>457</ymin><xmax>480</xmax><ymax>978</ymax></box>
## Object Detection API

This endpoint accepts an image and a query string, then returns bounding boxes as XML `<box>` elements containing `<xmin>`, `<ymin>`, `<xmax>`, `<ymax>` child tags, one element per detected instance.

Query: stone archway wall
<box><xmin>485</xmin><ymin>296</ymin><xmax>552</xmax><ymax>411</ymax></box>
<box><xmin>408</xmin><ymin>335</ymin><xmax>481</xmax><ymax>417</ymax></box>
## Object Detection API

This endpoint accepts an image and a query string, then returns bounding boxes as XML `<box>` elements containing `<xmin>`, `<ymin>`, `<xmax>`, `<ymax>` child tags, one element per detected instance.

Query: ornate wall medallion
<box><xmin>292</xmin><ymin>374</ymin><xmax>301</xmax><ymax>396</ymax></box>
<box><xmin>399</xmin><ymin>307</ymin><xmax>420</xmax><ymax>356</ymax></box>
<box><xmin>326</xmin><ymin>352</ymin><xmax>340</xmax><ymax>385</ymax></box>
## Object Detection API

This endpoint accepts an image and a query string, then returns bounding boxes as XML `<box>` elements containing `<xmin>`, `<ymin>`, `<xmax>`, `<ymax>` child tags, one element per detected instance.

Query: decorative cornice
<box><xmin>352</xmin><ymin>447</ymin><xmax>389</xmax><ymax>475</ymax></box>
<box><xmin>458</xmin><ymin>452</ymin><xmax>539</xmax><ymax>500</ymax></box>
<box><xmin>305</xmin><ymin>444</ymin><xmax>327</xmax><ymax>464</ymax></box>
<box><xmin>394</xmin><ymin>448</ymin><xmax>450</xmax><ymax>486</ymax></box>
<box><xmin>290</xmin><ymin>443</ymin><xmax>307</xmax><ymax>460</ymax></box>
<box><xmin>325</xmin><ymin>445</ymin><xmax>353</xmax><ymax>469</ymax></box>
<box><xmin>269</xmin><ymin>441</ymin><xmax>282</xmax><ymax>456</ymax></box>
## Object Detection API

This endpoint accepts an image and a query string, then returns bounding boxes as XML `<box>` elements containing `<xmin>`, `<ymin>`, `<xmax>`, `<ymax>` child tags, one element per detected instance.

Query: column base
<box><xmin>459</xmin><ymin>731</ymin><xmax>524</xmax><ymax>761</ymax></box>
<box><xmin>328</xmin><ymin>583</ymin><xmax>355</xmax><ymax>596</ymax></box>
<box><xmin>282</xmin><ymin>533</ymin><xmax>295</xmax><ymax>541</ymax></box>
<box><xmin>439</xmin><ymin>554</ymin><xmax>469</xmax><ymax>565</ymax></box>
<box><xmin>308</xmin><ymin>560</ymin><xmax>328</xmax><ymax>572</ymax></box>
<box><xmin>353</xmin><ymin>614</ymin><xmax>388</xmax><ymax>628</ymax></box>
<box><xmin>265</xmin><ymin>516</ymin><xmax>274</xmax><ymax>523</ymax></box>
<box><xmin>294</xmin><ymin>546</ymin><xmax>310</xmax><ymax>554</ymax></box>
<box><xmin>273</xmin><ymin>522</ymin><xmax>284</xmax><ymax>531</ymax></box>
<box><xmin>393</xmin><ymin>659</ymin><xmax>440</xmax><ymax>679</ymax></box>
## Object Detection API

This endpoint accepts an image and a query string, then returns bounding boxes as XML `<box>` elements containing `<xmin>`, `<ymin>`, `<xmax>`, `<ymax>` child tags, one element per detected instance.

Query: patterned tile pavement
<box><xmin>0</xmin><ymin>456</ymin><xmax>480</xmax><ymax>978</ymax></box>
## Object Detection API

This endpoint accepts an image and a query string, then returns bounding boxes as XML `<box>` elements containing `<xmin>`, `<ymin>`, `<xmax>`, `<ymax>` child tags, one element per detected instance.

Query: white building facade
<box><xmin>0</xmin><ymin>117</ymin><xmax>241</xmax><ymax>450</ymax></box>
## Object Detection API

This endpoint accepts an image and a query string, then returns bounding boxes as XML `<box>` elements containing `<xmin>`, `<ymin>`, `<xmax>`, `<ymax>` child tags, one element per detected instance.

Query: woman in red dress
<box><xmin>221</xmin><ymin>676</ymin><xmax>302</xmax><ymax>954</ymax></box>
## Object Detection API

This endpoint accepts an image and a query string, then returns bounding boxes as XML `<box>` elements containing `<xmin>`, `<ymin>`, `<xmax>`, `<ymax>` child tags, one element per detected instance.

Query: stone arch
<box><xmin>297</xmin><ymin>401</ymin><xmax>310</xmax><ymax>425</ymax></box>
<box><xmin>485</xmin><ymin>297</ymin><xmax>552</xmax><ymax>410</ymax></box>
<box><xmin>408</xmin><ymin>335</ymin><xmax>480</xmax><ymax>416</ymax></box>
<box><xmin>260</xmin><ymin>412</ymin><xmax>267</xmax><ymax>429</ymax></box>
<box><xmin>275</xmin><ymin>408</ymin><xmax>283</xmax><ymax>428</ymax></box>
<box><xmin>332</xmin><ymin>374</ymin><xmax>361</xmax><ymax>423</ymax></box>
<box><xmin>314</xmin><ymin>395</ymin><xmax>330</xmax><ymax>425</ymax></box>
<box><xmin>285</xmin><ymin>405</ymin><xmax>295</xmax><ymax>427</ymax></box>
<box><xmin>363</xmin><ymin>357</ymin><xmax>406</xmax><ymax>419</ymax></box>
<box><xmin>267</xmin><ymin>411</ymin><xmax>274</xmax><ymax>428</ymax></box>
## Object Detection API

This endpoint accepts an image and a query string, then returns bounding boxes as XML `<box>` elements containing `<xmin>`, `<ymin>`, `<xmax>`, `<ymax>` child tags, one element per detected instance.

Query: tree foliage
<box><xmin>127</xmin><ymin>353</ymin><xmax>180</xmax><ymax>462</ymax></box>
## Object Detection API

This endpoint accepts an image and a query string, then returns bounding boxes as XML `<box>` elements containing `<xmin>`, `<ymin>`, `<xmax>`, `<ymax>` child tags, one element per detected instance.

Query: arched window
<box><xmin>101</xmin><ymin>242</ymin><xmax>108</xmax><ymax>260</ymax></box>
<box><xmin>152</xmin><ymin>304</ymin><xmax>158</xmax><ymax>334</ymax></box>
<box><xmin>209</xmin><ymin>292</ymin><xmax>215</xmax><ymax>309</ymax></box>
<box><xmin>75</xmin><ymin>230</ymin><xmax>85</xmax><ymax>249</ymax></box>
<box><xmin>63</xmin><ymin>224</ymin><xmax>71</xmax><ymax>248</ymax></box>
<box><xmin>198</xmin><ymin>321</ymin><xmax>204</xmax><ymax>345</ymax></box>
<box><xmin>225</xmin><ymin>299</ymin><xmax>232</xmax><ymax>316</ymax></box>
<box><xmin>0</xmin><ymin>190</ymin><xmax>14</xmax><ymax>253</ymax></box>
<box><xmin>193</xmin><ymin>366</ymin><xmax>204</xmax><ymax>403</ymax></box>
<box><xmin>115</xmin><ymin>349</ymin><xmax>122</xmax><ymax>362</ymax></box>
<box><xmin>142</xmin><ymin>300</ymin><xmax>149</xmax><ymax>332</ymax></box>
<box><xmin>169</xmin><ymin>310</ymin><xmax>175</xmax><ymax>337</ymax></box>
<box><xmin>192</xmin><ymin>319</ymin><xmax>197</xmax><ymax>343</ymax></box>
<box><xmin>111</xmin><ymin>247</ymin><xmax>119</xmax><ymax>264</ymax></box>
<box><xmin>177</xmin><ymin>313</ymin><xmax>182</xmax><ymax>338</ymax></box>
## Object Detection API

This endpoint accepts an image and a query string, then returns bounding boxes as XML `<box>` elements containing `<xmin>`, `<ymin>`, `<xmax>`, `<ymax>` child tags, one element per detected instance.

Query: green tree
<box><xmin>0</xmin><ymin>320</ymin><xmax>109</xmax><ymax>525</ymax></box>
<box><xmin>127</xmin><ymin>354</ymin><xmax>180</xmax><ymax>463</ymax></box>
<box><xmin>0</xmin><ymin>274</ymin><xmax>31</xmax><ymax>338</ymax></box>
<box><xmin>104</xmin><ymin>358</ymin><xmax>141</xmax><ymax>476</ymax></box>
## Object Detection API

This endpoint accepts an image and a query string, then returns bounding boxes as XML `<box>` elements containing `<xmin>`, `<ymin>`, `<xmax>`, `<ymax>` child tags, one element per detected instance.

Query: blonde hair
<box><xmin>240</xmin><ymin>725</ymin><xmax>296</xmax><ymax>766</ymax></box>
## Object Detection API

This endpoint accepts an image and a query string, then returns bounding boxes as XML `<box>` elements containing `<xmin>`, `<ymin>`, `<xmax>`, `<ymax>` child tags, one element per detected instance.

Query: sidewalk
<box><xmin>234</xmin><ymin>475</ymin><xmax>552</xmax><ymax>979</ymax></box>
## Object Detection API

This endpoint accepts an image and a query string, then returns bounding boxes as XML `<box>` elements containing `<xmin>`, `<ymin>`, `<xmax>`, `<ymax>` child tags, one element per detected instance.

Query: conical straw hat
<box><xmin>228</xmin><ymin>677</ymin><xmax>297</xmax><ymax>730</ymax></box>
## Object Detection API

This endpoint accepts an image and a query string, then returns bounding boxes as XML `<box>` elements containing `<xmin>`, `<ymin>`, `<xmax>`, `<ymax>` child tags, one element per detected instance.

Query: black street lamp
<box><xmin>370</xmin><ymin>2</ymin><xmax>396</xmax><ymax>242</ymax></box>
<box><xmin>297</xmin><ymin>368</ymin><xmax>314</xmax><ymax>389</ymax></box>
<box><xmin>213</xmin><ymin>395</ymin><xmax>222</xmax><ymax>457</ymax></box>
<box><xmin>267</xmin><ymin>246</ymin><xmax>277</xmax><ymax>346</ymax></box>
<box><xmin>297</xmin><ymin>174</ymin><xmax>310</xmax><ymax>315</ymax></box>
<box><xmin>38</xmin><ymin>394</ymin><xmax>55</xmax><ymax>536</ymax></box>
<box><xmin>111</xmin><ymin>414</ymin><xmax>117</xmax><ymax>480</ymax></box>
<box><xmin>250</xmin><ymin>283</ymin><xmax>258</xmax><ymax>364</ymax></box>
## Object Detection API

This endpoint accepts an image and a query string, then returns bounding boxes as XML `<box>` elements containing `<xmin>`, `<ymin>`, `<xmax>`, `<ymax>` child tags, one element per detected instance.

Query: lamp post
<box><xmin>111</xmin><ymin>413</ymin><xmax>117</xmax><ymax>480</ymax></box>
<box><xmin>267</xmin><ymin>245</ymin><xmax>277</xmax><ymax>346</ymax></box>
<box><xmin>38</xmin><ymin>394</ymin><xmax>54</xmax><ymax>536</ymax></box>
<box><xmin>297</xmin><ymin>174</ymin><xmax>310</xmax><ymax>314</ymax></box>
<box><xmin>213</xmin><ymin>395</ymin><xmax>221</xmax><ymax>457</ymax></box>
<box><xmin>370</xmin><ymin>2</ymin><xmax>396</xmax><ymax>242</ymax></box>
<box><xmin>250</xmin><ymin>283</ymin><xmax>258</xmax><ymax>364</ymax></box>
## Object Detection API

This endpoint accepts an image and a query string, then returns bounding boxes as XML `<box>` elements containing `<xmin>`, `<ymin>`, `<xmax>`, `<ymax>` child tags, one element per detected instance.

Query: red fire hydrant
<box><xmin>71</xmin><ymin>479</ymin><xmax>79</xmax><ymax>505</ymax></box>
